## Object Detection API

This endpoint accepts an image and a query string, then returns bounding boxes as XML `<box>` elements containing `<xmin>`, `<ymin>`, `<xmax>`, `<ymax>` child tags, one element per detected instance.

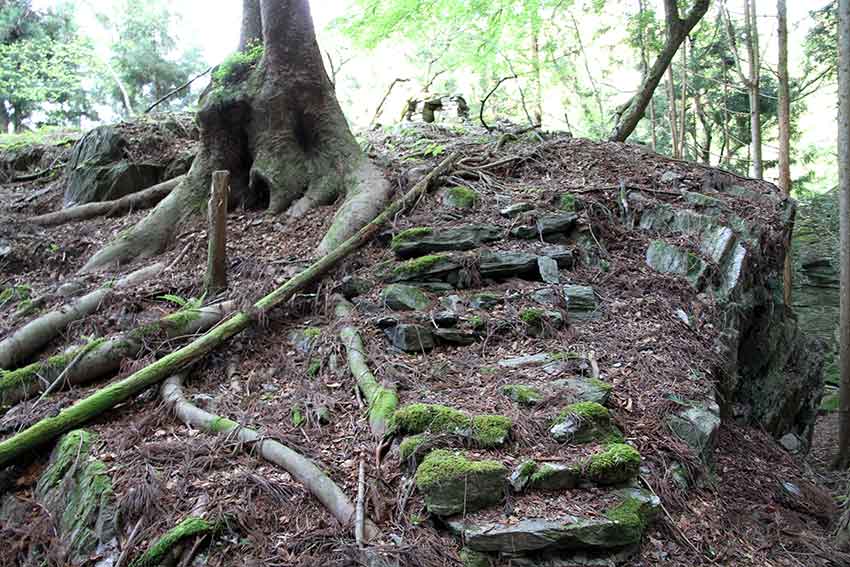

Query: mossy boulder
<box><xmin>392</xmin><ymin>403</ymin><xmax>512</xmax><ymax>448</ymax></box>
<box><xmin>469</xmin><ymin>292</ymin><xmax>503</xmax><ymax>310</ymax></box>
<box><xmin>34</xmin><ymin>429</ymin><xmax>117</xmax><ymax>563</ymax></box>
<box><xmin>415</xmin><ymin>450</ymin><xmax>507</xmax><ymax>515</ymax></box>
<box><xmin>381</xmin><ymin>284</ymin><xmax>430</xmax><ymax>311</ymax></box>
<box><xmin>550</xmin><ymin>402</ymin><xmax>621</xmax><ymax>444</ymax></box>
<box><xmin>666</xmin><ymin>402</ymin><xmax>721</xmax><ymax>463</ymax></box>
<box><xmin>583</xmin><ymin>443</ymin><xmax>641</xmax><ymax>485</ymax></box>
<box><xmin>502</xmin><ymin>384</ymin><xmax>544</xmax><ymax>406</ymax></box>
<box><xmin>384</xmin><ymin>254</ymin><xmax>461</xmax><ymax>283</ymax></box>
<box><xmin>520</xmin><ymin>308</ymin><xmax>564</xmax><ymax>338</ymax></box>
<box><xmin>550</xmin><ymin>377</ymin><xmax>613</xmax><ymax>406</ymax></box>
<box><xmin>440</xmin><ymin>186</ymin><xmax>480</xmax><ymax>209</ymax></box>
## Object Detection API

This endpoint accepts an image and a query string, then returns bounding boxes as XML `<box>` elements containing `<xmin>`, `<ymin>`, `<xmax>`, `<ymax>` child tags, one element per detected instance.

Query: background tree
<box><xmin>95</xmin><ymin>0</ymin><xmax>207</xmax><ymax>116</ymax></box>
<box><xmin>82</xmin><ymin>0</ymin><xmax>391</xmax><ymax>272</ymax></box>
<box><xmin>835</xmin><ymin>0</ymin><xmax>850</xmax><ymax>472</ymax></box>
<box><xmin>0</xmin><ymin>0</ymin><xmax>97</xmax><ymax>130</ymax></box>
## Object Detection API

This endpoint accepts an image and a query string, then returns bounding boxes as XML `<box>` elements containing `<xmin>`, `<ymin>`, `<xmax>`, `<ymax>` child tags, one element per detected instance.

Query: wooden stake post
<box><xmin>204</xmin><ymin>171</ymin><xmax>230</xmax><ymax>296</ymax></box>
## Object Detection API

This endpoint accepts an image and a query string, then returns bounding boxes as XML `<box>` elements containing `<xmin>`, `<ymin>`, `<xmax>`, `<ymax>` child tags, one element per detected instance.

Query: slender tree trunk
<box><xmin>0</xmin><ymin>101</ymin><xmax>9</xmax><ymax>135</ymax></box>
<box><xmin>638</xmin><ymin>0</ymin><xmax>657</xmax><ymax>151</ymax></box>
<box><xmin>678</xmin><ymin>39</ymin><xmax>688</xmax><ymax>158</ymax></box>
<box><xmin>745</xmin><ymin>0</ymin><xmax>763</xmax><ymax>179</ymax></box>
<box><xmin>666</xmin><ymin>66</ymin><xmax>680</xmax><ymax>158</ymax></box>
<box><xmin>530</xmin><ymin>17</ymin><xmax>543</xmax><ymax>125</ymax></box>
<box><xmin>777</xmin><ymin>0</ymin><xmax>793</xmax><ymax>306</ymax></box>
<box><xmin>609</xmin><ymin>0</ymin><xmax>711</xmax><ymax>142</ymax></box>
<box><xmin>835</xmin><ymin>0</ymin><xmax>850</xmax><ymax>472</ymax></box>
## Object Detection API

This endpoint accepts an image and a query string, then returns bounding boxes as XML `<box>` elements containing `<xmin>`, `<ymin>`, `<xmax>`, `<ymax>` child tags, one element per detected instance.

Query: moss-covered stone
<box><xmin>509</xmin><ymin>460</ymin><xmax>579</xmax><ymax>492</ymax></box>
<box><xmin>559</xmin><ymin>193</ymin><xmax>577</xmax><ymax>212</ymax></box>
<box><xmin>381</xmin><ymin>284</ymin><xmax>430</xmax><ymax>311</ymax></box>
<box><xmin>442</xmin><ymin>186</ymin><xmax>479</xmax><ymax>209</ymax></box>
<box><xmin>415</xmin><ymin>450</ymin><xmax>507</xmax><ymax>515</ymax></box>
<box><xmin>551</xmin><ymin>401</ymin><xmax>621</xmax><ymax>444</ymax></box>
<box><xmin>584</xmin><ymin>443</ymin><xmax>641</xmax><ymax>485</ymax></box>
<box><xmin>471</xmin><ymin>415</ymin><xmax>512</xmax><ymax>447</ymax></box>
<box><xmin>130</xmin><ymin>516</ymin><xmax>212</xmax><ymax>567</ymax></box>
<box><xmin>520</xmin><ymin>308</ymin><xmax>545</xmax><ymax>324</ymax></box>
<box><xmin>392</xmin><ymin>404</ymin><xmax>511</xmax><ymax>448</ymax></box>
<box><xmin>391</xmin><ymin>227</ymin><xmax>434</xmax><ymax>249</ymax></box>
<box><xmin>502</xmin><ymin>384</ymin><xmax>543</xmax><ymax>406</ymax></box>
<box><xmin>460</xmin><ymin>548</ymin><xmax>494</xmax><ymax>567</ymax></box>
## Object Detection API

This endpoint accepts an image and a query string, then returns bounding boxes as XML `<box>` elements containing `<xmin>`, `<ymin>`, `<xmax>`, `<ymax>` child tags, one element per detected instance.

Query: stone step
<box><xmin>391</xmin><ymin>225</ymin><xmax>502</xmax><ymax>258</ymax></box>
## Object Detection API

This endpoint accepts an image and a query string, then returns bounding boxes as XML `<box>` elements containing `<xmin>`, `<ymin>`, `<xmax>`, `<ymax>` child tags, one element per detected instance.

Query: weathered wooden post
<box><xmin>204</xmin><ymin>171</ymin><xmax>230</xmax><ymax>296</ymax></box>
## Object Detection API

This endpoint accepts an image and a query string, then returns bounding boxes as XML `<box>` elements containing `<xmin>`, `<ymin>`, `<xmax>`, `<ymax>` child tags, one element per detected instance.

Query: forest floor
<box><xmin>0</xmin><ymin>119</ymin><xmax>847</xmax><ymax>567</ymax></box>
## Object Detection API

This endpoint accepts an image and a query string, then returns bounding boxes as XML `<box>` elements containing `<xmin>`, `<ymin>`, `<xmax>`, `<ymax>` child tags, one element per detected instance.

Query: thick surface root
<box><xmin>162</xmin><ymin>373</ymin><xmax>378</xmax><ymax>540</ymax></box>
<box><xmin>0</xmin><ymin>263</ymin><xmax>163</xmax><ymax>369</ymax></box>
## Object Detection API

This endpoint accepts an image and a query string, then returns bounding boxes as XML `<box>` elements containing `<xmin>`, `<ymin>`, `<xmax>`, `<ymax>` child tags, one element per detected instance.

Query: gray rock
<box><xmin>510</xmin><ymin>461</ymin><xmax>579</xmax><ymax>493</ymax></box>
<box><xmin>289</xmin><ymin>328</ymin><xmax>321</xmax><ymax>353</ymax></box>
<box><xmin>522</xmin><ymin>309</ymin><xmax>564</xmax><ymax>338</ymax></box>
<box><xmin>381</xmin><ymin>284</ymin><xmax>430</xmax><ymax>311</ymax></box>
<box><xmin>479</xmin><ymin>250</ymin><xmax>539</xmax><ymax>279</ymax></box>
<box><xmin>563</xmin><ymin>285</ymin><xmax>599</xmax><ymax>321</ymax></box>
<box><xmin>540</xmin><ymin>245</ymin><xmax>576</xmax><ymax>268</ymax></box>
<box><xmin>447</xmin><ymin>488</ymin><xmax>658</xmax><ymax>554</ymax></box>
<box><xmin>666</xmin><ymin>402</ymin><xmax>721</xmax><ymax>462</ymax></box>
<box><xmin>498</xmin><ymin>353</ymin><xmax>555</xmax><ymax>368</ymax></box>
<box><xmin>433</xmin><ymin>311</ymin><xmax>459</xmax><ymax>327</ymax></box>
<box><xmin>532</xmin><ymin>288</ymin><xmax>561</xmax><ymax>307</ymax></box>
<box><xmin>0</xmin><ymin>239</ymin><xmax>10</xmax><ymax>258</ymax></box>
<box><xmin>645</xmin><ymin>240</ymin><xmax>706</xmax><ymax>288</ymax></box>
<box><xmin>410</xmin><ymin>282</ymin><xmax>455</xmax><ymax>293</ymax></box>
<box><xmin>338</xmin><ymin>275</ymin><xmax>371</xmax><ymax>299</ymax></box>
<box><xmin>391</xmin><ymin>225</ymin><xmax>502</xmax><ymax>258</ymax></box>
<box><xmin>384</xmin><ymin>324</ymin><xmax>435</xmax><ymax>353</ymax></box>
<box><xmin>440</xmin><ymin>294</ymin><xmax>465</xmax><ymax>312</ymax></box>
<box><xmin>779</xmin><ymin>433</ymin><xmax>802</xmax><ymax>453</ymax></box>
<box><xmin>434</xmin><ymin>328</ymin><xmax>478</xmax><ymax>346</ymax></box>
<box><xmin>470</xmin><ymin>292</ymin><xmax>503</xmax><ymax>309</ymax></box>
<box><xmin>510</xmin><ymin>213</ymin><xmax>579</xmax><ymax>240</ymax></box>
<box><xmin>64</xmin><ymin>126</ymin><xmax>162</xmax><ymax>207</ymax></box>
<box><xmin>538</xmin><ymin>256</ymin><xmax>561</xmax><ymax>284</ymax></box>
<box><xmin>386</xmin><ymin>256</ymin><xmax>461</xmax><ymax>283</ymax></box>
<box><xmin>500</xmin><ymin>202</ymin><xmax>535</xmax><ymax>217</ymax></box>
<box><xmin>550</xmin><ymin>377</ymin><xmax>613</xmax><ymax>405</ymax></box>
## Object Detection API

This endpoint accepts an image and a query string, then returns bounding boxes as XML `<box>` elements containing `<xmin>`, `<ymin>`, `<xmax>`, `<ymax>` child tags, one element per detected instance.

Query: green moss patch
<box><xmin>392</xmin><ymin>254</ymin><xmax>447</xmax><ymax>278</ymax></box>
<box><xmin>559</xmin><ymin>193</ymin><xmax>577</xmax><ymax>212</ymax></box>
<box><xmin>520</xmin><ymin>308</ymin><xmax>546</xmax><ymax>324</ymax></box>
<box><xmin>391</xmin><ymin>227</ymin><xmax>433</xmax><ymax>249</ymax></box>
<box><xmin>416</xmin><ymin>450</ymin><xmax>505</xmax><ymax>488</ymax></box>
<box><xmin>212</xmin><ymin>42</ymin><xmax>264</xmax><ymax>85</ymax></box>
<box><xmin>392</xmin><ymin>403</ymin><xmax>511</xmax><ymax>448</ymax></box>
<box><xmin>400</xmin><ymin>433</ymin><xmax>429</xmax><ymax>461</ymax></box>
<box><xmin>584</xmin><ymin>443</ymin><xmax>641</xmax><ymax>485</ymax></box>
<box><xmin>443</xmin><ymin>186</ymin><xmax>479</xmax><ymax>209</ymax></box>
<box><xmin>130</xmin><ymin>516</ymin><xmax>212</xmax><ymax>567</ymax></box>
<box><xmin>502</xmin><ymin>384</ymin><xmax>543</xmax><ymax>406</ymax></box>
<box><xmin>558</xmin><ymin>401</ymin><xmax>610</xmax><ymax>423</ymax></box>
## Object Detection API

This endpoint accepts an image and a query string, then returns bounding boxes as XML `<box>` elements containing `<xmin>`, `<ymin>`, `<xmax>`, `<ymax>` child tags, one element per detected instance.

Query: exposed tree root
<box><xmin>0</xmin><ymin>301</ymin><xmax>236</xmax><ymax>408</ymax></box>
<box><xmin>0</xmin><ymin>263</ymin><xmax>164</xmax><ymax>370</ymax></box>
<box><xmin>29</xmin><ymin>176</ymin><xmax>184</xmax><ymax>227</ymax></box>
<box><xmin>335</xmin><ymin>296</ymin><xmax>397</xmax><ymax>438</ymax></box>
<box><xmin>128</xmin><ymin>515</ymin><xmax>212</xmax><ymax>567</ymax></box>
<box><xmin>162</xmin><ymin>373</ymin><xmax>378</xmax><ymax>540</ymax></box>
<box><xmin>0</xmin><ymin>152</ymin><xmax>455</xmax><ymax>470</ymax></box>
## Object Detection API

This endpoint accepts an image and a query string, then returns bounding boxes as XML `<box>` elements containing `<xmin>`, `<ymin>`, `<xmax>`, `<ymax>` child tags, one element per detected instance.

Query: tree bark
<box><xmin>678</xmin><ymin>40</ymin><xmax>688</xmax><ymax>158</ymax></box>
<box><xmin>638</xmin><ymin>0</ymin><xmax>657</xmax><ymax>151</ymax></box>
<box><xmin>29</xmin><ymin>176</ymin><xmax>183</xmax><ymax>227</ymax></box>
<box><xmin>204</xmin><ymin>171</ymin><xmax>229</xmax><ymax>296</ymax></box>
<box><xmin>239</xmin><ymin>0</ymin><xmax>262</xmax><ymax>51</ymax></box>
<box><xmin>609</xmin><ymin>0</ymin><xmax>711</xmax><ymax>143</ymax></box>
<box><xmin>81</xmin><ymin>0</ymin><xmax>391</xmax><ymax>273</ymax></box>
<box><xmin>777</xmin><ymin>0</ymin><xmax>793</xmax><ymax>306</ymax></box>
<box><xmin>745</xmin><ymin>0</ymin><xmax>763</xmax><ymax>179</ymax></box>
<box><xmin>530</xmin><ymin>9</ymin><xmax>544</xmax><ymax>125</ymax></box>
<box><xmin>834</xmin><ymin>0</ymin><xmax>850</xmax><ymax>472</ymax></box>
<box><xmin>666</xmin><ymin>67</ymin><xmax>680</xmax><ymax>158</ymax></box>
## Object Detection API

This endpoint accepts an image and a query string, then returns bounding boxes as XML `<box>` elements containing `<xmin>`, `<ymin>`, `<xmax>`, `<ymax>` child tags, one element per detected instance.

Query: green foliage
<box><xmin>212</xmin><ymin>41</ymin><xmax>264</xmax><ymax>85</ymax></box>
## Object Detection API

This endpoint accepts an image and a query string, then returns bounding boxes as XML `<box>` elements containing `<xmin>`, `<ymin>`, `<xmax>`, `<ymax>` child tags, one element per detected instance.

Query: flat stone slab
<box><xmin>480</xmin><ymin>250</ymin><xmax>539</xmax><ymax>279</ymax></box>
<box><xmin>391</xmin><ymin>225</ymin><xmax>502</xmax><ymax>258</ymax></box>
<box><xmin>381</xmin><ymin>284</ymin><xmax>430</xmax><ymax>311</ymax></box>
<box><xmin>666</xmin><ymin>402</ymin><xmax>721</xmax><ymax>462</ymax></box>
<box><xmin>498</xmin><ymin>353</ymin><xmax>556</xmax><ymax>368</ymax></box>
<box><xmin>510</xmin><ymin>213</ymin><xmax>579</xmax><ymax>240</ymax></box>
<box><xmin>384</xmin><ymin>324</ymin><xmax>435</xmax><ymax>353</ymax></box>
<box><xmin>550</xmin><ymin>378</ymin><xmax>613</xmax><ymax>406</ymax></box>
<box><xmin>416</xmin><ymin>450</ymin><xmax>507</xmax><ymax>516</ymax></box>
<box><xmin>447</xmin><ymin>488</ymin><xmax>658</xmax><ymax>554</ymax></box>
<box><xmin>563</xmin><ymin>285</ymin><xmax>599</xmax><ymax>321</ymax></box>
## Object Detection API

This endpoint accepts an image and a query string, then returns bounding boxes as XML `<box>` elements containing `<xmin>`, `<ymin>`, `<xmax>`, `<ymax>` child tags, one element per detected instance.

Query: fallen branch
<box><xmin>335</xmin><ymin>296</ymin><xmax>397</xmax><ymax>438</ymax></box>
<box><xmin>370</xmin><ymin>78</ymin><xmax>409</xmax><ymax>127</ymax></box>
<box><xmin>162</xmin><ymin>373</ymin><xmax>378</xmax><ymax>540</ymax></box>
<box><xmin>355</xmin><ymin>457</ymin><xmax>367</xmax><ymax>547</ymax></box>
<box><xmin>13</xmin><ymin>164</ymin><xmax>65</xmax><ymax>182</ymax></box>
<box><xmin>0</xmin><ymin>300</ymin><xmax>236</xmax><ymax>408</ymax></box>
<box><xmin>128</xmin><ymin>514</ymin><xmax>212</xmax><ymax>567</ymax></box>
<box><xmin>0</xmin><ymin>152</ymin><xmax>457</xmax><ymax>469</ymax></box>
<box><xmin>29</xmin><ymin>176</ymin><xmax>184</xmax><ymax>227</ymax></box>
<box><xmin>0</xmin><ymin>263</ymin><xmax>164</xmax><ymax>370</ymax></box>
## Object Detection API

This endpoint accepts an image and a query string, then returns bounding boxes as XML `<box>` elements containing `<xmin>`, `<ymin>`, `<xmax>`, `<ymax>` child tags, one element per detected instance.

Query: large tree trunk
<box><xmin>82</xmin><ymin>0</ymin><xmax>390</xmax><ymax>273</ymax></box>
<box><xmin>609</xmin><ymin>0</ymin><xmax>710</xmax><ymax>143</ymax></box>
<box><xmin>834</xmin><ymin>0</ymin><xmax>850</xmax><ymax>472</ymax></box>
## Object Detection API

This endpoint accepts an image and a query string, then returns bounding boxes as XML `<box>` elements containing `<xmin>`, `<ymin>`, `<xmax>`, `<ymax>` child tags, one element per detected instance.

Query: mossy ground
<box><xmin>502</xmin><ymin>384</ymin><xmax>543</xmax><ymax>405</ymax></box>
